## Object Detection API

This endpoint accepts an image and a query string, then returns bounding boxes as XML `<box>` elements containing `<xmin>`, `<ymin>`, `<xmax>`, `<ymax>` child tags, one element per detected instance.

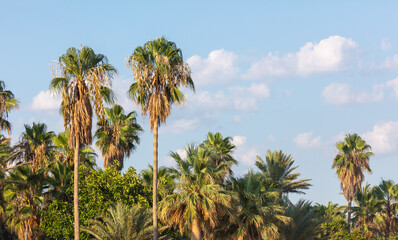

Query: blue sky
<box><xmin>1</xmin><ymin>1</ymin><xmax>398</xmax><ymax>205</ymax></box>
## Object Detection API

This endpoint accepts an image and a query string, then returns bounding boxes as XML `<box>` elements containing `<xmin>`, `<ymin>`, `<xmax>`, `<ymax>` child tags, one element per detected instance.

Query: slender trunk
<box><xmin>153</xmin><ymin>121</ymin><xmax>158</xmax><ymax>240</ymax></box>
<box><xmin>347</xmin><ymin>200</ymin><xmax>351</xmax><ymax>234</ymax></box>
<box><xmin>191</xmin><ymin>217</ymin><xmax>201</xmax><ymax>240</ymax></box>
<box><xmin>386</xmin><ymin>200</ymin><xmax>390</xmax><ymax>240</ymax></box>
<box><xmin>74</xmin><ymin>144</ymin><xmax>80</xmax><ymax>240</ymax></box>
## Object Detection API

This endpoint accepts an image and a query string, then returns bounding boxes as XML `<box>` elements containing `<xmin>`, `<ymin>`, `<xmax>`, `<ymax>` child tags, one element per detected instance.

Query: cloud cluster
<box><xmin>31</xmin><ymin>90</ymin><xmax>61</xmax><ymax>111</ymax></box>
<box><xmin>187</xmin><ymin>49</ymin><xmax>239</xmax><ymax>86</ymax></box>
<box><xmin>243</xmin><ymin>36</ymin><xmax>358</xmax><ymax>79</ymax></box>
<box><xmin>362</xmin><ymin>121</ymin><xmax>398</xmax><ymax>155</ymax></box>
<box><xmin>322</xmin><ymin>83</ymin><xmax>384</xmax><ymax>105</ymax></box>
<box><xmin>294</xmin><ymin>132</ymin><xmax>322</xmax><ymax>148</ymax></box>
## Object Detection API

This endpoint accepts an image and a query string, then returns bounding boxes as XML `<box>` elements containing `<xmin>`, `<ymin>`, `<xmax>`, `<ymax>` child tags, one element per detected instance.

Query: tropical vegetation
<box><xmin>0</xmin><ymin>38</ymin><xmax>396</xmax><ymax>240</ymax></box>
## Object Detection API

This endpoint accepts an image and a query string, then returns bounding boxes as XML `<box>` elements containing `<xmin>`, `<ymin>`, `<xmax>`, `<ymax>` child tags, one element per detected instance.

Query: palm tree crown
<box><xmin>0</xmin><ymin>81</ymin><xmax>18</xmax><ymax>134</ymax></box>
<box><xmin>95</xmin><ymin>104</ymin><xmax>142</xmax><ymax>171</ymax></box>
<box><xmin>255</xmin><ymin>150</ymin><xmax>311</xmax><ymax>195</ymax></box>
<box><xmin>127</xmin><ymin>37</ymin><xmax>194</xmax><ymax>129</ymax></box>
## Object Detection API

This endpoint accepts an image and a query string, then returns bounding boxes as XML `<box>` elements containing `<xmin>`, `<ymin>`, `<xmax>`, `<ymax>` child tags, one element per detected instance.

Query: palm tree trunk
<box><xmin>347</xmin><ymin>200</ymin><xmax>351</xmax><ymax>234</ymax></box>
<box><xmin>191</xmin><ymin>217</ymin><xmax>201</xmax><ymax>240</ymax></box>
<box><xmin>153</xmin><ymin>121</ymin><xmax>158</xmax><ymax>240</ymax></box>
<box><xmin>74</xmin><ymin>144</ymin><xmax>80</xmax><ymax>240</ymax></box>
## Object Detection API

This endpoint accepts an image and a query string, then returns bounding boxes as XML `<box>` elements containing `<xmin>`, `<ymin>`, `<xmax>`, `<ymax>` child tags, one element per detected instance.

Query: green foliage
<box><xmin>40</xmin><ymin>165</ymin><xmax>150</xmax><ymax>239</ymax></box>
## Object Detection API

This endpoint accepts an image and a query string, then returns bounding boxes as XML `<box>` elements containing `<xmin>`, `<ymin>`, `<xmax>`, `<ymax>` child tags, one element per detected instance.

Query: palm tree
<box><xmin>141</xmin><ymin>165</ymin><xmax>176</xmax><ymax>200</ymax></box>
<box><xmin>127</xmin><ymin>37</ymin><xmax>194</xmax><ymax>240</ymax></box>
<box><xmin>281</xmin><ymin>200</ymin><xmax>324</xmax><ymax>240</ymax></box>
<box><xmin>159</xmin><ymin>145</ymin><xmax>234</xmax><ymax>240</ymax></box>
<box><xmin>227</xmin><ymin>171</ymin><xmax>290</xmax><ymax>240</ymax></box>
<box><xmin>375</xmin><ymin>179</ymin><xmax>398</xmax><ymax>239</ymax></box>
<box><xmin>52</xmin><ymin>130</ymin><xmax>97</xmax><ymax>168</ymax></box>
<box><xmin>15</xmin><ymin>123</ymin><xmax>55</xmax><ymax>172</ymax></box>
<box><xmin>82</xmin><ymin>202</ymin><xmax>152</xmax><ymax>240</ymax></box>
<box><xmin>255</xmin><ymin>150</ymin><xmax>311</xmax><ymax>196</ymax></box>
<box><xmin>0</xmin><ymin>81</ymin><xmax>18</xmax><ymax>134</ymax></box>
<box><xmin>50</xmin><ymin>46</ymin><xmax>117</xmax><ymax>240</ymax></box>
<box><xmin>352</xmin><ymin>184</ymin><xmax>382</xmax><ymax>234</ymax></box>
<box><xmin>4</xmin><ymin>165</ymin><xmax>45</xmax><ymax>240</ymax></box>
<box><xmin>45</xmin><ymin>161</ymin><xmax>74</xmax><ymax>202</ymax></box>
<box><xmin>332</xmin><ymin>133</ymin><xmax>373</xmax><ymax>233</ymax></box>
<box><xmin>95</xmin><ymin>104</ymin><xmax>142</xmax><ymax>171</ymax></box>
<box><xmin>201</xmin><ymin>132</ymin><xmax>237</xmax><ymax>182</ymax></box>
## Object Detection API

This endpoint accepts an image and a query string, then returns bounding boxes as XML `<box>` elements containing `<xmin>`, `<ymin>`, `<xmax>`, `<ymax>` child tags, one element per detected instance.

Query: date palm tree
<box><xmin>95</xmin><ymin>104</ymin><xmax>142</xmax><ymax>171</ymax></box>
<box><xmin>127</xmin><ymin>37</ymin><xmax>194</xmax><ymax>240</ymax></box>
<box><xmin>50</xmin><ymin>46</ymin><xmax>117</xmax><ymax>240</ymax></box>
<box><xmin>82</xmin><ymin>202</ymin><xmax>152</xmax><ymax>240</ymax></box>
<box><xmin>159</xmin><ymin>145</ymin><xmax>234</xmax><ymax>240</ymax></box>
<box><xmin>255</xmin><ymin>150</ymin><xmax>311</xmax><ymax>196</ymax></box>
<box><xmin>332</xmin><ymin>133</ymin><xmax>373</xmax><ymax>233</ymax></box>
<box><xmin>0</xmin><ymin>80</ymin><xmax>18</xmax><ymax>134</ymax></box>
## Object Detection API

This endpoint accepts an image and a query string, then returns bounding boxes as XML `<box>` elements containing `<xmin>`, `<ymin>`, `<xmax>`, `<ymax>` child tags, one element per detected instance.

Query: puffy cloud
<box><xmin>322</xmin><ymin>82</ymin><xmax>383</xmax><ymax>105</ymax></box>
<box><xmin>294</xmin><ymin>132</ymin><xmax>322</xmax><ymax>148</ymax></box>
<box><xmin>362</xmin><ymin>121</ymin><xmax>398</xmax><ymax>154</ymax></box>
<box><xmin>232</xmin><ymin>136</ymin><xmax>247</xmax><ymax>146</ymax></box>
<box><xmin>187</xmin><ymin>49</ymin><xmax>239</xmax><ymax>86</ymax></box>
<box><xmin>243</xmin><ymin>35</ymin><xmax>358</xmax><ymax>79</ymax></box>
<box><xmin>187</xmin><ymin>83</ymin><xmax>270</xmax><ymax>112</ymax></box>
<box><xmin>386</xmin><ymin>77</ymin><xmax>398</xmax><ymax>100</ymax></box>
<box><xmin>380</xmin><ymin>55</ymin><xmax>398</xmax><ymax>69</ymax></box>
<box><xmin>31</xmin><ymin>90</ymin><xmax>61</xmax><ymax>111</ymax></box>
<box><xmin>160</xmin><ymin>118</ymin><xmax>200</xmax><ymax>134</ymax></box>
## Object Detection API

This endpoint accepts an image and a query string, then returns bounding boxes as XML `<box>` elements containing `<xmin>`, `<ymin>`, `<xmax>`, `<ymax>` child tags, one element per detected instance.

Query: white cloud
<box><xmin>294</xmin><ymin>132</ymin><xmax>322</xmax><ymax>148</ymax></box>
<box><xmin>243</xmin><ymin>35</ymin><xmax>358</xmax><ymax>79</ymax></box>
<box><xmin>230</xmin><ymin>83</ymin><xmax>271</xmax><ymax>111</ymax></box>
<box><xmin>31</xmin><ymin>90</ymin><xmax>61</xmax><ymax>111</ymax></box>
<box><xmin>232</xmin><ymin>135</ymin><xmax>247</xmax><ymax>146</ymax></box>
<box><xmin>187</xmin><ymin>83</ymin><xmax>270</xmax><ymax>113</ymax></box>
<box><xmin>386</xmin><ymin>77</ymin><xmax>398</xmax><ymax>100</ymax></box>
<box><xmin>160</xmin><ymin>118</ymin><xmax>200</xmax><ymax>134</ymax></box>
<box><xmin>380</xmin><ymin>55</ymin><xmax>398</xmax><ymax>70</ymax></box>
<box><xmin>362</xmin><ymin>121</ymin><xmax>398</xmax><ymax>154</ymax></box>
<box><xmin>187</xmin><ymin>49</ymin><xmax>239</xmax><ymax>86</ymax></box>
<box><xmin>322</xmin><ymin>82</ymin><xmax>383</xmax><ymax>105</ymax></box>
<box><xmin>381</xmin><ymin>39</ymin><xmax>392</xmax><ymax>51</ymax></box>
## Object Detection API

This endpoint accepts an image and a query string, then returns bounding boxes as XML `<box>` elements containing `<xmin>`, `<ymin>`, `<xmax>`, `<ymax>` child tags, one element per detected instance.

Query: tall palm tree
<box><xmin>201</xmin><ymin>132</ymin><xmax>237</xmax><ymax>182</ymax></box>
<box><xmin>127</xmin><ymin>37</ymin><xmax>194</xmax><ymax>240</ymax></box>
<box><xmin>255</xmin><ymin>150</ymin><xmax>311</xmax><ymax>196</ymax></box>
<box><xmin>50</xmin><ymin>46</ymin><xmax>117</xmax><ymax>240</ymax></box>
<box><xmin>15</xmin><ymin>123</ymin><xmax>55</xmax><ymax>172</ymax></box>
<box><xmin>95</xmin><ymin>104</ymin><xmax>142</xmax><ymax>171</ymax></box>
<box><xmin>82</xmin><ymin>202</ymin><xmax>152</xmax><ymax>240</ymax></box>
<box><xmin>159</xmin><ymin>145</ymin><xmax>234</xmax><ymax>240</ymax></box>
<box><xmin>52</xmin><ymin>130</ymin><xmax>97</xmax><ymax>168</ymax></box>
<box><xmin>0</xmin><ymin>81</ymin><xmax>18</xmax><ymax>134</ymax></box>
<box><xmin>332</xmin><ymin>133</ymin><xmax>373</xmax><ymax>233</ymax></box>
<box><xmin>4</xmin><ymin>165</ymin><xmax>45</xmax><ymax>240</ymax></box>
